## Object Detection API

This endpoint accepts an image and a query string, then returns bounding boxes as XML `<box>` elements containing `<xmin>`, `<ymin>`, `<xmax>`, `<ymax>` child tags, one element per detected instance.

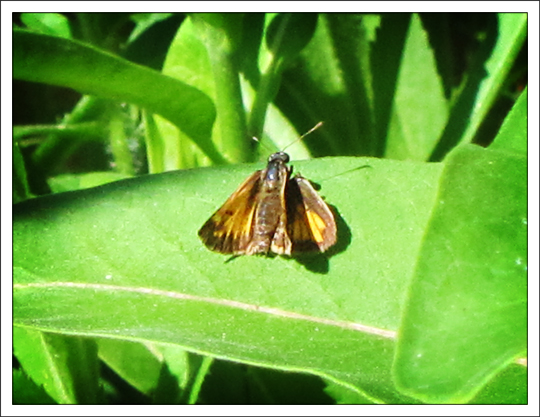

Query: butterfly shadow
<box><xmin>291</xmin><ymin>164</ymin><xmax>373</xmax><ymax>272</ymax></box>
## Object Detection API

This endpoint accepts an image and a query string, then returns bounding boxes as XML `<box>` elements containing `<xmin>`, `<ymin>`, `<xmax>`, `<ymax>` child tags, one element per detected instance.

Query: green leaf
<box><xmin>199</xmin><ymin>360</ymin><xmax>335</xmax><ymax>404</ymax></box>
<box><xmin>191</xmin><ymin>14</ymin><xmax>250</xmax><ymax>163</ymax></box>
<box><xmin>429</xmin><ymin>13</ymin><xmax>528</xmax><ymax>160</ymax></box>
<box><xmin>469</xmin><ymin>363</ymin><xmax>527</xmax><ymax>404</ymax></box>
<box><xmin>13</xmin><ymin>141</ymin><xmax>32</xmax><ymax>203</ymax></box>
<box><xmin>14</xmin><ymin>156</ymin><xmax>443</xmax><ymax>403</ymax></box>
<box><xmin>97</xmin><ymin>339</ymin><xmax>164</xmax><ymax>396</ymax></box>
<box><xmin>98</xmin><ymin>339</ymin><xmax>211</xmax><ymax>404</ymax></box>
<box><xmin>12</xmin><ymin>12</ymin><xmax>528</xmax><ymax>404</ymax></box>
<box><xmin>385</xmin><ymin>13</ymin><xmax>448</xmax><ymax>161</ymax></box>
<box><xmin>265</xmin><ymin>13</ymin><xmax>318</xmax><ymax>70</ymax></box>
<box><xmin>324</xmin><ymin>380</ymin><xmax>376</xmax><ymax>404</ymax></box>
<box><xmin>47</xmin><ymin>172</ymin><xmax>134</xmax><ymax>193</ymax></box>
<box><xmin>13</xmin><ymin>28</ymin><xmax>225</xmax><ymax>165</ymax></box>
<box><xmin>157</xmin><ymin>16</ymin><xmax>248</xmax><ymax>168</ymax></box>
<box><xmin>20</xmin><ymin>13</ymin><xmax>72</xmax><ymax>39</ymax></box>
<box><xmin>395</xmin><ymin>144</ymin><xmax>527</xmax><ymax>403</ymax></box>
<box><xmin>127</xmin><ymin>13</ymin><xmax>174</xmax><ymax>44</ymax></box>
<box><xmin>12</xmin><ymin>368</ymin><xmax>57</xmax><ymax>404</ymax></box>
<box><xmin>490</xmin><ymin>86</ymin><xmax>527</xmax><ymax>154</ymax></box>
<box><xmin>246</xmin><ymin>14</ymin><xmax>318</xmax><ymax>144</ymax></box>
<box><xmin>275</xmin><ymin>14</ymin><xmax>378</xmax><ymax>157</ymax></box>
<box><xmin>371</xmin><ymin>14</ymin><xmax>412</xmax><ymax>157</ymax></box>
<box><xmin>13</xmin><ymin>328</ymin><xmax>101</xmax><ymax>404</ymax></box>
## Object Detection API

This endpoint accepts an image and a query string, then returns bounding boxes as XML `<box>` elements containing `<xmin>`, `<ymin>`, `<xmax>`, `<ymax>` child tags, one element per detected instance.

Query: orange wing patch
<box><xmin>288</xmin><ymin>176</ymin><xmax>336</xmax><ymax>252</ymax></box>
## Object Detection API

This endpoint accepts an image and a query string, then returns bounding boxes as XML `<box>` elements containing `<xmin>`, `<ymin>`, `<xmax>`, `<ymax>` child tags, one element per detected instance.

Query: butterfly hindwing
<box><xmin>286</xmin><ymin>175</ymin><xmax>337</xmax><ymax>253</ymax></box>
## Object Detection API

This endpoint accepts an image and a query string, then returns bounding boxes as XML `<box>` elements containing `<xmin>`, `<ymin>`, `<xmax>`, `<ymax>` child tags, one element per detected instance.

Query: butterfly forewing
<box><xmin>198</xmin><ymin>171</ymin><xmax>262</xmax><ymax>254</ymax></box>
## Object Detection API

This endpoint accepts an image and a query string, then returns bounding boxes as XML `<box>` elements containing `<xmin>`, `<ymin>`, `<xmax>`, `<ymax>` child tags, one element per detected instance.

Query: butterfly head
<box><xmin>265</xmin><ymin>151</ymin><xmax>291</xmax><ymax>183</ymax></box>
<box><xmin>268</xmin><ymin>151</ymin><xmax>290</xmax><ymax>164</ymax></box>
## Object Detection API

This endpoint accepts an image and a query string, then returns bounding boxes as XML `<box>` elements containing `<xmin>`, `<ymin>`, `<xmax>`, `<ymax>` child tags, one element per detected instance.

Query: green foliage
<box><xmin>12</xmin><ymin>12</ymin><xmax>527</xmax><ymax>404</ymax></box>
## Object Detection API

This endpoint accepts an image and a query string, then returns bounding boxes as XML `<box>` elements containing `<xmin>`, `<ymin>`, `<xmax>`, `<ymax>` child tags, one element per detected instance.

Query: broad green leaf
<box><xmin>13</xmin><ymin>28</ymin><xmax>225</xmax><ymax>165</ymax></box>
<box><xmin>14</xmin><ymin>156</ymin><xmax>443</xmax><ymax>403</ymax></box>
<box><xmin>13</xmin><ymin>328</ymin><xmax>101</xmax><ymax>404</ymax></box>
<box><xmin>395</xmin><ymin>144</ymin><xmax>527</xmax><ymax>403</ymax></box>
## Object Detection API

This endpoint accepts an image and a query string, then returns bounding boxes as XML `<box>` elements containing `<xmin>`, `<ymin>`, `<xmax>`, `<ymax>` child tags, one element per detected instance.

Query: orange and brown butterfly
<box><xmin>198</xmin><ymin>126</ymin><xmax>336</xmax><ymax>256</ymax></box>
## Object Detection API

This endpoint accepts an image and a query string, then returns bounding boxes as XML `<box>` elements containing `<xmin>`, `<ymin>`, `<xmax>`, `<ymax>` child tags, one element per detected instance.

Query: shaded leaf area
<box><xmin>12</xmin><ymin>368</ymin><xmax>57</xmax><ymax>405</ymax></box>
<box><xmin>395</xmin><ymin>144</ymin><xmax>527</xmax><ymax>403</ymax></box>
<box><xmin>13</xmin><ymin>327</ymin><xmax>101</xmax><ymax>404</ymax></box>
<box><xmin>198</xmin><ymin>360</ymin><xmax>335</xmax><ymax>405</ymax></box>
<box><xmin>469</xmin><ymin>363</ymin><xmax>527</xmax><ymax>405</ymax></box>
<box><xmin>14</xmin><ymin>156</ymin><xmax>442</xmax><ymax>403</ymax></box>
<box><xmin>429</xmin><ymin>13</ymin><xmax>527</xmax><ymax>160</ymax></box>
<box><xmin>97</xmin><ymin>338</ymin><xmax>207</xmax><ymax>404</ymax></box>
<box><xmin>275</xmin><ymin>13</ymin><xmax>527</xmax><ymax>163</ymax></box>
<box><xmin>276</xmin><ymin>12</ymin><xmax>446</xmax><ymax>160</ymax></box>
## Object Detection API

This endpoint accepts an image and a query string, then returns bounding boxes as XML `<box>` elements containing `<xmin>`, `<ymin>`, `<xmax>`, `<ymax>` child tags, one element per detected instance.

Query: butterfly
<box><xmin>198</xmin><ymin>150</ymin><xmax>337</xmax><ymax>256</ymax></box>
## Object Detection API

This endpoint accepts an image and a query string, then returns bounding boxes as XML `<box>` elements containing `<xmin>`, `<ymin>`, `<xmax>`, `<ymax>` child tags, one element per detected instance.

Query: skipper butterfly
<box><xmin>198</xmin><ymin>148</ymin><xmax>337</xmax><ymax>256</ymax></box>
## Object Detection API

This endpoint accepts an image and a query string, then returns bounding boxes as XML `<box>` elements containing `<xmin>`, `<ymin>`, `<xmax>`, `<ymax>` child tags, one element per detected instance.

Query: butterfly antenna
<box><xmin>282</xmin><ymin>121</ymin><xmax>324</xmax><ymax>152</ymax></box>
<box><xmin>251</xmin><ymin>135</ymin><xmax>275</xmax><ymax>154</ymax></box>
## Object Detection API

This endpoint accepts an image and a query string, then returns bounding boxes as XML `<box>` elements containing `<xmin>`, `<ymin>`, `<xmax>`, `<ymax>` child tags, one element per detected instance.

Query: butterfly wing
<box><xmin>286</xmin><ymin>175</ymin><xmax>337</xmax><ymax>253</ymax></box>
<box><xmin>198</xmin><ymin>171</ymin><xmax>263</xmax><ymax>254</ymax></box>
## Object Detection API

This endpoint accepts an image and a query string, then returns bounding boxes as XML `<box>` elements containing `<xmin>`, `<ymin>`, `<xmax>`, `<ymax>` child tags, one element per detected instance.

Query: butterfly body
<box><xmin>198</xmin><ymin>151</ymin><xmax>336</xmax><ymax>256</ymax></box>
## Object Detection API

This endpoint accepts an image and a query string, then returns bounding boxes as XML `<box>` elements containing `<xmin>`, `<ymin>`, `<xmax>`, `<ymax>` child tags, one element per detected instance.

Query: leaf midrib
<box><xmin>14</xmin><ymin>281</ymin><xmax>397</xmax><ymax>338</ymax></box>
